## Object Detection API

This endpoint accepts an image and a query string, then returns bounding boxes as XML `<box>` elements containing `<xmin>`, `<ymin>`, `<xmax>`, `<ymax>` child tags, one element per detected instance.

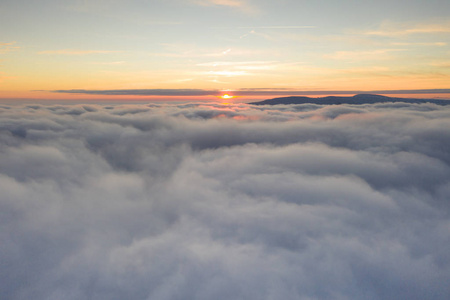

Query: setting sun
<box><xmin>221</xmin><ymin>94</ymin><xmax>234</xmax><ymax>99</ymax></box>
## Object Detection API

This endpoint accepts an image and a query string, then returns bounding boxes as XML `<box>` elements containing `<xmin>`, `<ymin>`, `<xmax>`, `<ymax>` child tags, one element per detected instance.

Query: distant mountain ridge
<box><xmin>249</xmin><ymin>94</ymin><xmax>450</xmax><ymax>106</ymax></box>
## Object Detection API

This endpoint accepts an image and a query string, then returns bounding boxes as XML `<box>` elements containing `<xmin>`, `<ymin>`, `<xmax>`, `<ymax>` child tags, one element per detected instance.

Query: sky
<box><xmin>1</xmin><ymin>0</ymin><xmax>450</xmax><ymax>101</ymax></box>
<box><xmin>2</xmin><ymin>101</ymin><xmax>450</xmax><ymax>299</ymax></box>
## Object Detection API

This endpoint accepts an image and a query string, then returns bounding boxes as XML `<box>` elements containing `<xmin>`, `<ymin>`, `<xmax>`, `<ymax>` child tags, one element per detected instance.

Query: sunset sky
<box><xmin>3</xmin><ymin>2</ymin><xmax>450</xmax><ymax>298</ymax></box>
<box><xmin>1</xmin><ymin>0</ymin><xmax>450</xmax><ymax>101</ymax></box>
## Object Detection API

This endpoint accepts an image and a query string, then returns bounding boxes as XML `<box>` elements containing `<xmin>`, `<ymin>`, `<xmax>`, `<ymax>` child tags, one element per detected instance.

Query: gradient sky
<box><xmin>1</xmin><ymin>0</ymin><xmax>450</xmax><ymax>100</ymax></box>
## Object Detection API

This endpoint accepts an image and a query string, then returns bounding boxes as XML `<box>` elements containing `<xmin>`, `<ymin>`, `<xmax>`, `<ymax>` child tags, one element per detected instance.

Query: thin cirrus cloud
<box><xmin>191</xmin><ymin>0</ymin><xmax>256</xmax><ymax>12</ymax></box>
<box><xmin>323</xmin><ymin>49</ymin><xmax>406</xmax><ymax>61</ymax></box>
<box><xmin>212</xmin><ymin>25</ymin><xmax>316</xmax><ymax>39</ymax></box>
<box><xmin>195</xmin><ymin>0</ymin><xmax>261</xmax><ymax>15</ymax></box>
<box><xmin>0</xmin><ymin>73</ymin><xmax>16</xmax><ymax>83</ymax></box>
<box><xmin>431</xmin><ymin>61</ymin><xmax>450</xmax><ymax>68</ymax></box>
<box><xmin>150</xmin><ymin>47</ymin><xmax>234</xmax><ymax>58</ymax></box>
<box><xmin>196</xmin><ymin>61</ymin><xmax>277</xmax><ymax>67</ymax></box>
<box><xmin>1</xmin><ymin>101</ymin><xmax>450</xmax><ymax>299</ymax></box>
<box><xmin>38</xmin><ymin>49</ymin><xmax>122</xmax><ymax>55</ymax></box>
<box><xmin>91</xmin><ymin>61</ymin><xmax>126</xmax><ymax>65</ymax></box>
<box><xmin>193</xmin><ymin>0</ymin><xmax>244</xmax><ymax>7</ymax></box>
<box><xmin>237</xmin><ymin>26</ymin><xmax>317</xmax><ymax>29</ymax></box>
<box><xmin>391</xmin><ymin>42</ymin><xmax>447</xmax><ymax>46</ymax></box>
<box><xmin>0</xmin><ymin>41</ymin><xmax>20</xmax><ymax>54</ymax></box>
<box><xmin>206</xmin><ymin>70</ymin><xmax>250</xmax><ymax>77</ymax></box>
<box><xmin>197</xmin><ymin>60</ymin><xmax>280</xmax><ymax>71</ymax></box>
<box><xmin>364</xmin><ymin>21</ymin><xmax>450</xmax><ymax>36</ymax></box>
<box><xmin>51</xmin><ymin>88</ymin><xmax>221</xmax><ymax>96</ymax></box>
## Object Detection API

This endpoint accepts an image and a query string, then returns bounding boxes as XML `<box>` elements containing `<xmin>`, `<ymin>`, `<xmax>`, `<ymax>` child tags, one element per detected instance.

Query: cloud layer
<box><xmin>1</xmin><ymin>101</ymin><xmax>450</xmax><ymax>300</ymax></box>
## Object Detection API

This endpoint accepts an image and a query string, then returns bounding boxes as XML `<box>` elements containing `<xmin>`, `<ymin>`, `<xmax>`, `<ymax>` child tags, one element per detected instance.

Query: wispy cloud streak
<box><xmin>52</xmin><ymin>88</ymin><xmax>222</xmax><ymax>96</ymax></box>
<box><xmin>0</xmin><ymin>41</ymin><xmax>20</xmax><ymax>54</ymax></box>
<box><xmin>365</xmin><ymin>22</ymin><xmax>450</xmax><ymax>36</ymax></box>
<box><xmin>191</xmin><ymin>0</ymin><xmax>258</xmax><ymax>13</ymax></box>
<box><xmin>38</xmin><ymin>50</ymin><xmax>122</xmax><ymax>55</ymax></box>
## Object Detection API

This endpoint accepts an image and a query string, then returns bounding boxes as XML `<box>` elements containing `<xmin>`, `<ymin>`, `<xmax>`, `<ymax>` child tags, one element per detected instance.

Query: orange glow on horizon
<box><xmin>1</xmin><ymin>90</ymin><xmax>449</xmax><ymax>103</ymax></box>
<box><xmin>221</xmin><ymin>94</ymin><xmax>235</xmax><ymax>100</ymax></box>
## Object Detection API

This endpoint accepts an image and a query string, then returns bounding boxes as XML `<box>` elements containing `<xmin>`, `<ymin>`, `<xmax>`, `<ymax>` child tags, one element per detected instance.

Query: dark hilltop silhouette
<box><xmin>249</xmin><ymin>94</ymin><xmax>450</xmax><ymax>106</ymax></box>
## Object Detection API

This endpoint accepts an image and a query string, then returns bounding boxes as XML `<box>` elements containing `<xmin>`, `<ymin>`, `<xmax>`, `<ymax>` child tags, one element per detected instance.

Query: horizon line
<box><xmin>49</xmin><ymin>88</ymin><xmax>450</xmax><ymax>97</ymax></box>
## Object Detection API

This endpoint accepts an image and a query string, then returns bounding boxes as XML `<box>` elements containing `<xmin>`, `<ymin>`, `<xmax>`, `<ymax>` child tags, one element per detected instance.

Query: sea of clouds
<box><xmin>1</xmin><ymin>101</ymin><xmax>450</xmax><ymax>300</ymax></box>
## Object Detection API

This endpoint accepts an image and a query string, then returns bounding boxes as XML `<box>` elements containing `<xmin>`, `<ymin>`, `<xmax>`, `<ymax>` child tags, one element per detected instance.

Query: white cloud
<box><xmin>1</xmin><ymin>101</ymin><xmax>450</xmax><ymax>299</ymax></box>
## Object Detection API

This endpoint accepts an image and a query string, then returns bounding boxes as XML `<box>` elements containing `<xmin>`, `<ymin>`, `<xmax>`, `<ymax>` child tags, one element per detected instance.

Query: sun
<box><xmin>221</xmin><ymin>94</ymin><xmax>234</xmax><ymax>100</ymax></box>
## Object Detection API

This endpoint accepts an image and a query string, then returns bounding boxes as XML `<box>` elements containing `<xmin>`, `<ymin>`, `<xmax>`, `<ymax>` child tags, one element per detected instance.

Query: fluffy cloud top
<box><xmin>1</xmin><ymin>101</ymin><xmax>450</xmax><ymax>300</ymax></box>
